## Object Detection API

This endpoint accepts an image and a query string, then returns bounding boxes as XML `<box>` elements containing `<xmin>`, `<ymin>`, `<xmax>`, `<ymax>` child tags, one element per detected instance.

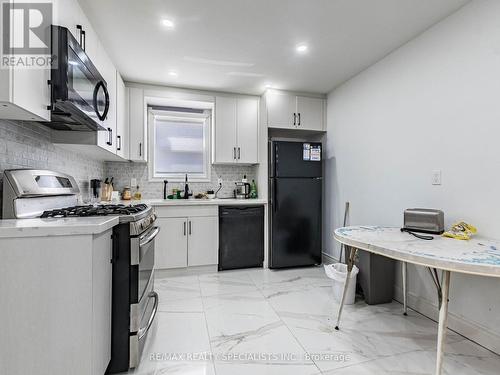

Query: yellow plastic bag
<box><xmin>442</xmin><ymin>222</ymin><xmax>477</xmax><ymax>240</ymax></box>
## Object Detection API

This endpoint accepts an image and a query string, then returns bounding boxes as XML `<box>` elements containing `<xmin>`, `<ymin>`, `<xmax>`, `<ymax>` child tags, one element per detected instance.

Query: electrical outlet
<box><xmin>131</xmin><ymin>178</ymin><xmax>137</xmax><ymax>187</ymax></box>
<box><xmin>217</xmin><ymin>177</ymin><xmax>223</xmax><ymax>185</ymax></box>
<box><xmin>432</xmin><ymin>170</ymin><xmax>442</xmax><ymax>185</ymax></box>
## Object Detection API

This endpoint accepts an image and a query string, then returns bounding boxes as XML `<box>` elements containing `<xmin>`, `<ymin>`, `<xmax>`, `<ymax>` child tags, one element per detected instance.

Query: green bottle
<box><xmin>249</xmin><ymin>179</ymin><xmax>258</xmax><ymax>199</ymax></box>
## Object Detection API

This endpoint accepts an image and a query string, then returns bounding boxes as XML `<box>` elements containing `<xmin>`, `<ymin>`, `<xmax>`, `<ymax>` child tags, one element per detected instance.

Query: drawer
<box><xmin>154</xmin><ymin>205</ymin><xmax>218</xmax><ymax>218</ymax></box>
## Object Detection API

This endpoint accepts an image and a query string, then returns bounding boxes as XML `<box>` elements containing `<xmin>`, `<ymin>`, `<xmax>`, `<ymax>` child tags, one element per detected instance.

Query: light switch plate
<box><xmin>131</xmin><ymin>178</ymin><xmax>137</xmax><ymax>187</ymax></box>
<box><xmin>432</xmin><ymin>170</ymin><xmax>442</xmax><ymax>185</ymax></box>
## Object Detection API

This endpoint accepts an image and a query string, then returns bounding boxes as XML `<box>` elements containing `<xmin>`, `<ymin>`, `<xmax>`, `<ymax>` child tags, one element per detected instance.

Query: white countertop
<box><xmin>335</xmin><ymin>226</ymin><xmax>500</xmax><ymax>278</ymax></box>
<box><xmin>0</xmin><ymin>216</ymin><xmax>119</xmax><ymax>238</ymax></box>
<box><xmin>115</xmin><ymin>198</ymin><xmax>268</xmax><ymax>206</ymax></box>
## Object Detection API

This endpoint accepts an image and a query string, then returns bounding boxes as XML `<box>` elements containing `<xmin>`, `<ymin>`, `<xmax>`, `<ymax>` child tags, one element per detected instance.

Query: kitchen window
<box><xmin>149</xmin><ymin>108</ymin><xmax>211</xmax><ymax>182</ymax></box>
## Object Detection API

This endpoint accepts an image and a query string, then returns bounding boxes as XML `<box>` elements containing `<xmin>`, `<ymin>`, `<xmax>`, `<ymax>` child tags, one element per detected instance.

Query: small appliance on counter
<box><xmin>402</xmin><ymin>208</ymin><xmax>445</xmax><ymax>234</ymax></box>
<box><xmin>234</xmin><ymin>175</ymin><xmax>251</xmax><ymax>199</ymax></box>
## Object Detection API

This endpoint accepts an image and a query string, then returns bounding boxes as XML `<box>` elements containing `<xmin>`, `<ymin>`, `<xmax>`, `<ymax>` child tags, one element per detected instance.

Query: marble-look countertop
<box><xmin>334</xmin><ymin>226</ymin><xmax>500</xmax><ymax>278</ymax></box>
<box><xmin>111</xmin><ymin>198</ymin><xmax>268</xmax><ymax>206</ymax></box>
<box><xmin>0</xmin><ymin>216</ymin><xmax>119</xmax><ymax>238</ymax></box>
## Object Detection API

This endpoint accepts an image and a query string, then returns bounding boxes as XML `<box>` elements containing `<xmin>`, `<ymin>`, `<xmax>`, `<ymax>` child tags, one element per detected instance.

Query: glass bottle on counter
<box><xmin>133</xmin><ymin>185</ymin><xmax>142</xmax><ymax>200</ymax></box>
<box><xmin>249</xmin><ymin>179</ymin><xmax>258</xmax><ymax>199</ymax></box>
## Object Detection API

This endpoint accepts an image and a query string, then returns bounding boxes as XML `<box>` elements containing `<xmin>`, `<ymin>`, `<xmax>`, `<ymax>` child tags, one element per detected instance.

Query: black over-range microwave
<box><xmin>48</xmin><ymin>25</ymin><xmax>109</xmax><ymax>131</ymax></box>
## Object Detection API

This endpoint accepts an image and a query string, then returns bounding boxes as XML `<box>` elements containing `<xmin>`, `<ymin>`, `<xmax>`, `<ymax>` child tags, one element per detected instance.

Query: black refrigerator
<box><xmin>269</xmin><ymin>140</ymin><xmax>322</xmax><ymax>269</ymax></box>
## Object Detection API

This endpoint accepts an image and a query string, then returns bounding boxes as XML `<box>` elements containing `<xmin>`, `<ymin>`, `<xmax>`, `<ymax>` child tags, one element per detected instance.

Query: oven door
<box><xmin>130</xmin><ymin>226</ymin><xmax>159</xmax><ymax>332</ymax></box>
<box><xmin>129</xmin><ymin>275</ymin><xmax>158</xmax><ymax>368</ymax></box>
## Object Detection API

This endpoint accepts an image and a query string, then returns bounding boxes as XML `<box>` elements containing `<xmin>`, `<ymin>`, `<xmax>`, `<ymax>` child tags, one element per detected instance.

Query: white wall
<box><xmin>325</xmin><ymin>0</ymin><xmax>500</xmax><ymax>352</ymax></box>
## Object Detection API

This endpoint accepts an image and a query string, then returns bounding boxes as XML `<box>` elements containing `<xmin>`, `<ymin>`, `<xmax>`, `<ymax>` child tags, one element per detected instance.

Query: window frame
<box><xmin>148</xmin><ymin>109</ymin><xmax>211</xmax><ymax>183</ymax></box>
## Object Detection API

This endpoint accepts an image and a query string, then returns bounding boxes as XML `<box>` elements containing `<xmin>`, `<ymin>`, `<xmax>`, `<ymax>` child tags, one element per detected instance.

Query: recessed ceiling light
<box><xmin>264</xmin><ymin>83</ymin><xmax>273</xmax><ymax>88</ymax></box>
<box><xmin>296</xmin><ymin>44</ymin><xmax>308</xmax><ymax>54</ymax></box>
<box><xmin>168</xmin><ymin>71</ymin><xmax>178</xmax><ymax>77</ymax></box>
<box><xmin>162</xmin><ymin>19</ymin><xmax>175</xmax><ymax>29</ymax></box>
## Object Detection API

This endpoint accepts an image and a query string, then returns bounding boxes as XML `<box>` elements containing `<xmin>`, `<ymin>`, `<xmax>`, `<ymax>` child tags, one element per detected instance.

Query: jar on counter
<box><xmin>122</xmin><ymin>187</ymin><xmax>132</xmax><ymax>200</ymax></box>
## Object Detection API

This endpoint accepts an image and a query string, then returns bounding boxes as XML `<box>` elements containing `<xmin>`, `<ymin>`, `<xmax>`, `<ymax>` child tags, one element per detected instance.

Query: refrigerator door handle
<box><xmin>272</xmin><ymin>179</ymin><xmax>278</xmax><ymax>212</ymax></box>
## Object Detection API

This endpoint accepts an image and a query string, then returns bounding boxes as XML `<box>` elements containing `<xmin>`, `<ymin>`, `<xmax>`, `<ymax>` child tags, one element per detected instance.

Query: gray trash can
<box><xmin>355</xmin><ymin>250</ymin><xmax>395</xmax><ymax>304</ymax></box>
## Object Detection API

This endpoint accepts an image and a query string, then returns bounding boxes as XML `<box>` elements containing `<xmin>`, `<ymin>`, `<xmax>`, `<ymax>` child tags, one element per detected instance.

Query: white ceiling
<box><xmin>79</xmin><ymin>0</ymin><xmax>469</xmax><ymax>95</ymax></box>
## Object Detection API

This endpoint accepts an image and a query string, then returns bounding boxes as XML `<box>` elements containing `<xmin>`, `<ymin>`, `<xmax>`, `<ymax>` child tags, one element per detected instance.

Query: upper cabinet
<box><xmin>0</xmin><ymin>0</ymin><xmax>51</xmax><ymax>122</ymax></box>
<box><xmin>213</xmin><ymin>96</ymin><xmax>259</xmax><ymax>164</ymax></box>
<box><xmin>128</xmin><ymin>87</ymin><xmax>147</xmax><ymax>162</ymax></box>
<box><xmin>264</xmin><ymin>90</ymin><xmax>326</xmax><ymax>131</ymax></box>
<box><xmin>116</xmin><ymin>73</ymin><xmax>129</xmax><ymax>160</ymax></box>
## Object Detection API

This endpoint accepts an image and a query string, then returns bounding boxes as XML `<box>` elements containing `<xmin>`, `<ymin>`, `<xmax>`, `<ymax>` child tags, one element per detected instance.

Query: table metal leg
<box><xmin>402</xmin><ymin>261</ymin><xmax>408</xmax><ymax>316</ymax></box>
<box><xmin>335</xmin><ymin>247</ymin><xmax>358</xmax><ymax>331</ymax></box>
<box><xmin>435</xmin><ymin>270</ymin><xmax>451</xmax><ymax>375</ymax></box>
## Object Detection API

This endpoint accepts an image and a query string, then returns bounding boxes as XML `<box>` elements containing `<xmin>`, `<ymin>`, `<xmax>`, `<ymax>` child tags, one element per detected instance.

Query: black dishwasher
<box><xmin>219</xmin><ymin>205</ymin><xmax>265</xmax><ymax>271</ymax></box>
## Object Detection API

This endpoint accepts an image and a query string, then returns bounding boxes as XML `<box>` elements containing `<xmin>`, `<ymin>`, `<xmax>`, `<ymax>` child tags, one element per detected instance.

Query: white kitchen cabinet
<box><xmin>96</xmin><ymin>49</ymin><xmax>117</xmax><ymax>155</ymax></box>
<box><xmin>116</xmin><ymin>73</ymin><xmax>129</xmax><ymax>159</ymax></box>
<box><xmin>0</xmin><ymin>228</ymin><xmax>113</xmax><ymax>375</ymax></box>
<box><xmin>91</xmin><ymin>230</ymin><xmax>113</xmax><ymax>375</ymax></box>
<box><xmin>265</xmin><ymin>91</ymin><xmax>296</xmax><ymax>129</ymax></box>
<box><xmin>0</xmin><ymin>0</ymin><xmax>50</xmax><ymax>122</ymax></box>
<box><xmin>155</xmin><ymin>217</ymin><xmax>188</xmax><ymax>269</ymax></box>
<box><xmin>187</xmin><ymin>216</ymin><xmax>218</xmax><ymax>267</ymax></box>
<box><xmin>296</xmin><ymin>96</ymin><xmax>325</xmax><ymax>131</ymax></box>
<box><xmin>264</xmin><ymin>90</ymin><xmax>325</xmax><ymax>131</ymax></box>
<box><xmin>214</xmin><ymin>96</ymin><xmax>237</xmax><ymax>163</ymax></box>
<box><xmin>53</xmin><ymin>0</ymin><xmax>98</xmax><ymax>65</ymax></box>
<box><xmin>236</xmin><ymin>98</ymin><xmax>259</xmax><ymax>164</ymax></box>
<box><xmin>128</xmin><ymin>87</ymin><xmax>147</xmax><ymax>162</ymax></box>
<box><xmin>154</xmin><ymin>206</ymin><xmax>218</xmax><ymax>269</ymax></box>
<box><xmin>213</xmin><ymin>96</ymin><xmax>259</xmax><ymax>164</ymax></box>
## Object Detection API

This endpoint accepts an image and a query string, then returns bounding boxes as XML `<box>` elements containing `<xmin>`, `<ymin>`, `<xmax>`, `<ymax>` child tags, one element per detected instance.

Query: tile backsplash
<box><xmin>0</xmin><ymin>120</ymin><xmax>258</xmax><ymax>211</ymax></box>
<box><xmin>105</xmin><ymin>162</ymin><xmax>257</xmax><ymax>199</ymax></box>
<box><xmin>0</xmin><ymin>120</ymin><xmax>105</xmax><ymax>215</ymax></box>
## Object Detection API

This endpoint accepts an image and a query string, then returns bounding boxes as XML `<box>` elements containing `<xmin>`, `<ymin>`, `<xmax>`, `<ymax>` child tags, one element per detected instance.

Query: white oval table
<box><xmin>334</xmin><ymin>226</ymin><xmax>500</xmax><ymax>375</ymax></box>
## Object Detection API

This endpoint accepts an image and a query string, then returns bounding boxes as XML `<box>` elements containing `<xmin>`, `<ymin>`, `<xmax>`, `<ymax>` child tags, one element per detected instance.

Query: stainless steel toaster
<box><xmin>403</xmin><ymin>208</ymin><xmax>444</xmax><ymax>234</ymax></box>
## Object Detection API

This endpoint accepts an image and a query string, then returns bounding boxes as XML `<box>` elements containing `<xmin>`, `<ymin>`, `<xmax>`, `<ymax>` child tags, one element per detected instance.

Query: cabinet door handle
<box><xmin>293</xmin><ymin>113</ymin><xmax>296</xmax><ymax>126</ymax></box>
<box><xmin>81</xmin><ymin>30</ymin><xmax>86</xmax><ymax>52</ymax></box>
<box><xmin>188</xmin><ymin>221</ymin><xmax>192</xmax><ymax>235</ymax></box>
<box><xmin>117</xmin><ymin>135</ymin><xmax>121</xmax><ymax>151</ymax></box>
<box><xmin>233</xmin><ymin>147</ymin><xmax>236</xmax><ymax>160</ymax></box>
<box><xmin>106</xmin><ymin>128</ymin><xmax>113</xmax><ymax>146</ymax></box>
<box><xmin>183</xmin><ymin>221</ymin><xmax>186</xmax><ymax>236</ymax></box>
<box><xmin>76</xmin><ymin>25</ymin><xmax>83</xmax><ymax>46</ymax></box>
<box><xmin>237</xmin><ymin>147</ymin><xmax>241</xmax><ymax>160</ymax></box>
<box><xmin>139</xmin><ymin>142</ymin><xmax>142</xmax><ymax>157</ymax></box>
<box><xmin>298</xmin><ymin>113</ymin><xmax>301</xmax><ymax>126</ymax></box>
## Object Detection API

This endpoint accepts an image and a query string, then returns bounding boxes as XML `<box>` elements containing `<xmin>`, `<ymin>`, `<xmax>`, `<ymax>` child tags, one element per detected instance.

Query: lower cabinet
<box><xmin>156</xmin><ymin>217</ymin><xmax>189</xmax><ymax>269</ymax></box>
<box><xmin>188</xmin><ymin>216</ymin><xmax>218</xmax><ymax>266</ymax></box>
<box><xmin>155</xmin><ymin>206</ymin><xmax>218</xmax><ymax>269</ymax></box>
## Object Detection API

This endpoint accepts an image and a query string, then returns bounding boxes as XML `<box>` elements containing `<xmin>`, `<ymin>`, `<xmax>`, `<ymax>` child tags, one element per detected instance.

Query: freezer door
<box><xmin>270</xmin><ymin>177</ymin><xmax>322</xmax><ymax>268</ymax></box>
<box><xmin>272</xmin><ymin>141</ymin><xmax>322</xmax><ymax>178</ymax></box>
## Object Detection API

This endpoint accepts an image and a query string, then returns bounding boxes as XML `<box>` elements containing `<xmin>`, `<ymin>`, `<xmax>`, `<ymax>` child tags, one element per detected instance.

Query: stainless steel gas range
<box><xmin>2</xmin><ymin>169</ymin><xmax>159</xmax><ymax>373</ymax></box>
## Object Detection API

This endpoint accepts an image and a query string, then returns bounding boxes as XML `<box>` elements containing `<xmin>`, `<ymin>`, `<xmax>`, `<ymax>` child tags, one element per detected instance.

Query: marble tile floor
<box><xmin>127</xmin><ymin>266</ymin><xmax>500</xmax><ymax>375</ymax></box>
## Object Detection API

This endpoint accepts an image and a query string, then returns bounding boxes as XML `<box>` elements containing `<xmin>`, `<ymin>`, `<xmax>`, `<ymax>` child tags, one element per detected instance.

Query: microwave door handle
<box><xmin>93</xmin><ymin>81</ymin><xmax>110</xmax><ymax>121</ymax></box>
<box><xmin>138</xmin><ymin>291</ymin><xmax>159</xmax><ymax>340</ymax></box>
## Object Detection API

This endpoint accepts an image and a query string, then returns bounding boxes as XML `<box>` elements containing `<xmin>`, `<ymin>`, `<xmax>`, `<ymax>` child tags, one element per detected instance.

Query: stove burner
<box><xmin>40</xmin><ymin>204</ymin><xmax>148</xmax><ymax>218</ymax></box>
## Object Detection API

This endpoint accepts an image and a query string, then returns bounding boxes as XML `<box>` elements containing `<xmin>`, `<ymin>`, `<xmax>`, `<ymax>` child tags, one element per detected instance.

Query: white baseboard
<box><xmin>394</xmin><ymin>285</ymin><xmax>500</xmax><ymax>354</ymax></box>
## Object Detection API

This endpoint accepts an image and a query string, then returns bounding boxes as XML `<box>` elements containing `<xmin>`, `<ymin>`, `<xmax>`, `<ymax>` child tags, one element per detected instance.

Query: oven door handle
<box><xmin>139</xmin><ymin>226</ymin><xmax>160</xmax><ymax>248</ymax></box>
<box><xmin>138</xmin><ymin>291</ymin><xmax>159</xmax><ymax>341</ymax></box>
